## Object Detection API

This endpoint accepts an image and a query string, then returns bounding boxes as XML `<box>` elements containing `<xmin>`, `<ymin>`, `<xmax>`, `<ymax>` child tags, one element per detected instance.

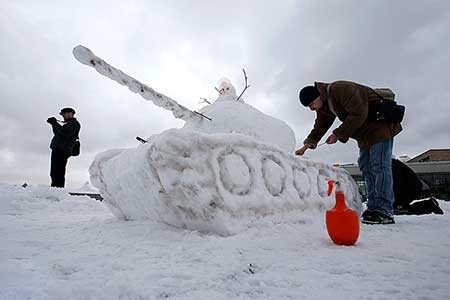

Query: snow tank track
<box><xmin>90</xmin><ymin>129</ymin><xmax>362</xmax><ymax>235</ymax></box>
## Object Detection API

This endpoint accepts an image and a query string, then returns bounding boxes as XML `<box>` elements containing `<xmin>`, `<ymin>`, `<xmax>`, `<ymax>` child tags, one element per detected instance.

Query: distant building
<box><xmin>408</xmin><ymin>149</ymin><xmax>450</xmax><ymax>163</ymax></box>
<box><xmin>339</xmin><ymin>149</ymin><xmax>450</xmax><ymax>201</ymax></box>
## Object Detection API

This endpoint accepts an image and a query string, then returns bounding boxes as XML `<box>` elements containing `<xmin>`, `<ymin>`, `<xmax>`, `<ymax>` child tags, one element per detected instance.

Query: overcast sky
<box><xmin>1</xmin><ymin>0</ymin><xmax>449</xmax><ymax>189</ymax></box>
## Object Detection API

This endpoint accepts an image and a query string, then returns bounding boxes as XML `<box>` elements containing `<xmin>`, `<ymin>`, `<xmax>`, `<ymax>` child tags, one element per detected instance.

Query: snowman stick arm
<box><xmin>236</xmin><ymin>68</ymin><xmax>250</xmax><ymax>101</ymax></box>
<box><xmin>72</xmin><ymin>45</ymin><xmax>202</xmax><ymax>122</ymax></box>
<box><xmin>199</xmin><ymin>97</ymin><xmax>212</xmax><ymax>105</ymax></box>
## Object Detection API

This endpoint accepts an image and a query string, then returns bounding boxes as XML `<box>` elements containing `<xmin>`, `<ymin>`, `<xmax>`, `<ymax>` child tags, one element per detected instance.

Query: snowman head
<box><xmin>217</xmin><ymin>78</ymin><xmax>237</xmax><ymax>99</ymax></box>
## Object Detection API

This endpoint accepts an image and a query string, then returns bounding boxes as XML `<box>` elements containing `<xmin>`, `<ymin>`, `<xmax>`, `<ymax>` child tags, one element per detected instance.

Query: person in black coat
<box><xmin>392</xmin><ymin>158</ymin><xmax>443</xmax><ymax>215</ymax></box>
<box><xmin>47</xmin><ymin>107</ymin><xmax>81</xmax><ymax>188</ymax></box>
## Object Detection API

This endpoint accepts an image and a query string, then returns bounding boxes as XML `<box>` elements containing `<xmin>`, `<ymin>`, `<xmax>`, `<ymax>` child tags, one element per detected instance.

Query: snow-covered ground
<box><xmin>1</xmin><ymin>183</ymin><xmax>449</xmax><ymax>300</ymax></box>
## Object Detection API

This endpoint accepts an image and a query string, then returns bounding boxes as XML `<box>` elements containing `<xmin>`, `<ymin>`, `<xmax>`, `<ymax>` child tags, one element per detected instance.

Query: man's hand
<box><xmin>47</xmin><ymin>117</ymin><xmax>57</xmax><ymax>125</ymax></box>
<box><xmin>325</xmin><ymin>134</ymin><xmax>338</xmax><ymax>144</ymax></box>
<box><xmin>295</xmin><ymin>145</ymin><xmax>309</xmax><ymax>156</ymax></box>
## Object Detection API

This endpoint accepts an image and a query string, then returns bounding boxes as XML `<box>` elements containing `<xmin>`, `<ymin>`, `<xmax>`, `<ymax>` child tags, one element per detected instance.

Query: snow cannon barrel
<box><xmin>73</xmin><ymin>45</ymin><xmax>95</xmax><ymax>66</ymax></box>
<box><xmin>72</xmin><ymin>45</ymin><xmax>202</xmax><ymax>122</ymax></box>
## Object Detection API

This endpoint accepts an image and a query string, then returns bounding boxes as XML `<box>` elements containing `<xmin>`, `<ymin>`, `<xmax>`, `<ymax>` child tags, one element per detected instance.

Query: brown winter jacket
<box><xmin>303</xmin><ymin>80</ymin><xmax>402</xmax><ymax>149</ymax></box>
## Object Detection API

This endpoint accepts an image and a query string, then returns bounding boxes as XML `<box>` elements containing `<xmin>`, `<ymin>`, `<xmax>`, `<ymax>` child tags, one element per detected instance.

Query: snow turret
<box><xmin>183</xmin><ymin>86</ymin><xmax>296</xmax><ymax>152</ymax></box>
<box><xmin>73</xmin><ymin>45</ymin><xmax>296</xmax><ymax>152</ymax></box>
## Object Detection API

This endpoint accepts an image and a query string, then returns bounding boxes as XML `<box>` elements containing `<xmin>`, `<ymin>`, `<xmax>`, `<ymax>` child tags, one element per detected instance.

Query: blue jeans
<box><xmin>358</xmin><ymin>138</ymin><xmax>394</xmax><ymax>216</ymax></box>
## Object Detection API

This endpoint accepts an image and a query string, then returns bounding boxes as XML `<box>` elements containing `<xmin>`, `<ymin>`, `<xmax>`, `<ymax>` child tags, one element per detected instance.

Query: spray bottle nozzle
<box><xmin>327</xmin><ymin>179</ymin><xmax>343</xmax><ymax>196</ymax></box>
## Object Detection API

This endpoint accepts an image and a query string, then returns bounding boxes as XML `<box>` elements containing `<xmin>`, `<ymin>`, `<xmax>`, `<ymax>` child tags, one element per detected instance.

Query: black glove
<box><xmin>47</xmin><ymin>117</ymin><xmax>57</xmax><ymax>125</ymax></box>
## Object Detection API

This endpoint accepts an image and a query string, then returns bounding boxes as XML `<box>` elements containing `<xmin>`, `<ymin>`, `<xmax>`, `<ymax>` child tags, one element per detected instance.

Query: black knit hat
<box><xmin>299</xmin><ymin>86</ymin><xmax>320</xmax><ymax>106</ymax></box>
<box><xmin>59</xmin><ymin>107</ymin><xmax>76</xmax><ymax>115</ymax></box>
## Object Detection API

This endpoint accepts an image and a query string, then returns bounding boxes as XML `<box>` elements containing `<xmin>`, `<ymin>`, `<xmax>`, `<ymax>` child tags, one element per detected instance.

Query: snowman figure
<box><xmin>217</xmin><ymin>78</ymin><xmax>239</xmax><ymax>101</ymax></box>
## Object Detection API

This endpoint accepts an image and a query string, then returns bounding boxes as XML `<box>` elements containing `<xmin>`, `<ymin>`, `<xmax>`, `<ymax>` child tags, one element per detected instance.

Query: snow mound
<box><xmin>90</xmin><ymin>129</ymin><xmax>362</xmax><ymax>235</ymax></box>
<box><xmin>72</xmin><ymin>181</ymin><xmax>99</xmax><ymax>193</ymax></box>
<box><xmin>0</xmin><ymin>184</ymin><xmax>101</xmax><ymax>216</ymax></box>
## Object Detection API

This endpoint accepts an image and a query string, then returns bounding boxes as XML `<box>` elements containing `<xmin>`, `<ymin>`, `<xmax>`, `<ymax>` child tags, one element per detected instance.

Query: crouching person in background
<box><xmin>392</xmin><ymin>158</ymin><xmax>443</xmax><ymax>215</ymax></box>
<box><xmin>47</xmin><ymin>107</ymin><xmax>81</xmax><ymax>188</ymax></box>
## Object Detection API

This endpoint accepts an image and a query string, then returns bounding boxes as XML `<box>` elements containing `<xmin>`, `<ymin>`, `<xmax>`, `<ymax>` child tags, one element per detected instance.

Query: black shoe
<box><xmin>361</xmin><ymin>209</ymin><xmax>372</xmax><ymax>218</ymax></box>
<box><xmin>362</xmin><ymin>210</ymin><xmax>395</xmax><ymax>225</ymax></box>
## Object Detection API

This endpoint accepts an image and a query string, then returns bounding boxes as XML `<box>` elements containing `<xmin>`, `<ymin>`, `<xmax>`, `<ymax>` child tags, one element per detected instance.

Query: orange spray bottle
<box><xmin>326</xmin><ymin>180</ymin><xmax>360</xmax><ymax>246</ymax></box>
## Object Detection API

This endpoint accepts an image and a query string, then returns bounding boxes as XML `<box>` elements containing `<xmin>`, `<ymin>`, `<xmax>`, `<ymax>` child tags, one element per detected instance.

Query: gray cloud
<box><xmin>1</xmin><ymin>0</ymin><xmax>449</xmax><ymax>188</ymax></box>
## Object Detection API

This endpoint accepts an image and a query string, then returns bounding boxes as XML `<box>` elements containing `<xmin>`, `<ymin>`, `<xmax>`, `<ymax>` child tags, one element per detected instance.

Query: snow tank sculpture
<box><xmin>73</xmin><ymin>45</ymin><xmax>362</xmax><ymax>235</ymax></box>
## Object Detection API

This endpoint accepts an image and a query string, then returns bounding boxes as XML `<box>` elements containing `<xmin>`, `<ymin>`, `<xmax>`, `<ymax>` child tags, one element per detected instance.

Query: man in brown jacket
<box><xmin>295</xmin><ymin>81</ymin><xmax>402</xmax><ymax>224</ymax></box>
